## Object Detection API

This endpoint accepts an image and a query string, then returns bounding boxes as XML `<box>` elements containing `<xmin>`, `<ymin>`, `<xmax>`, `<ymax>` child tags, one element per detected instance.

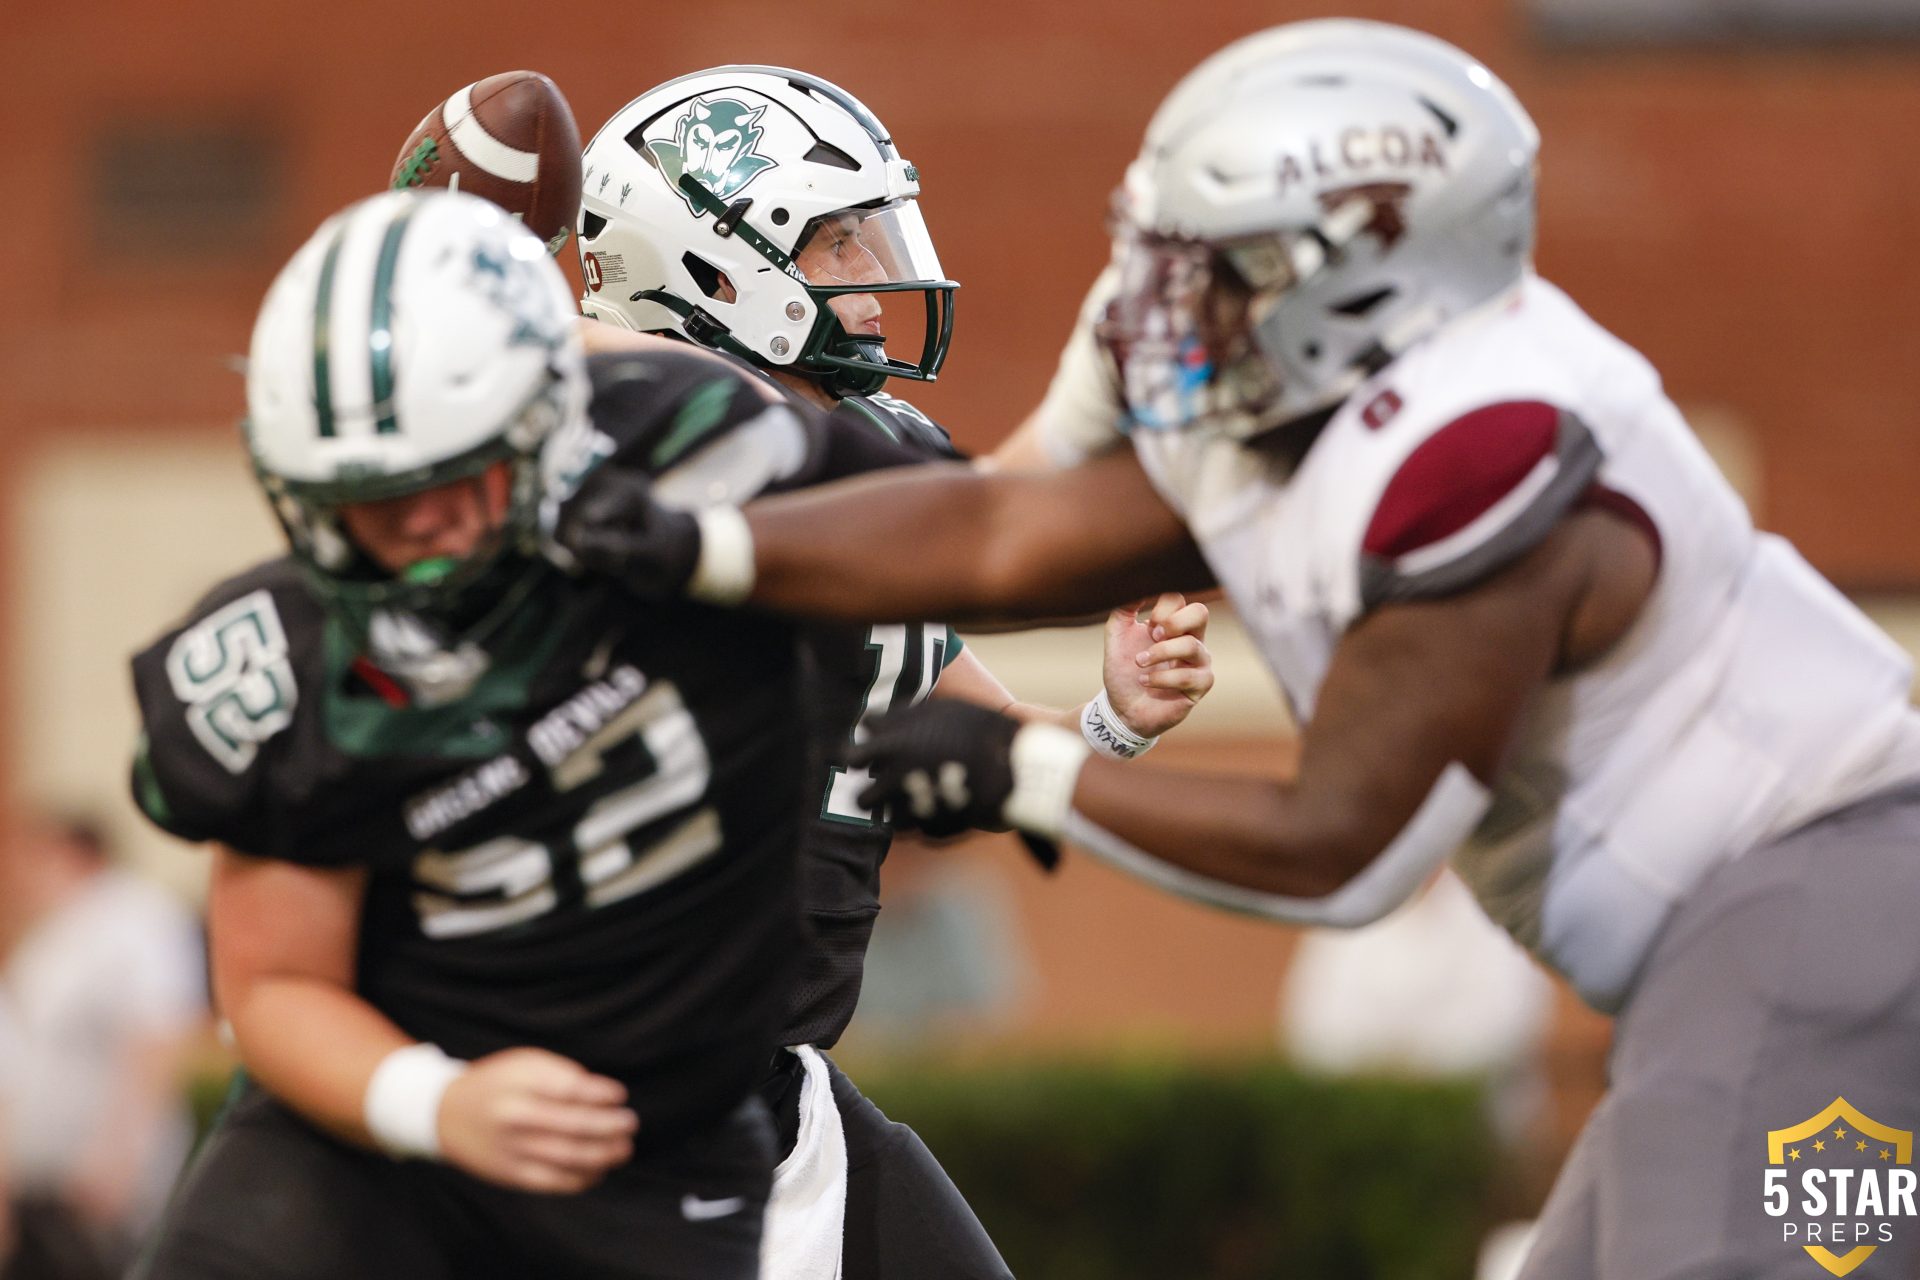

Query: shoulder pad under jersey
<box><xmin>1300</xmin><ymin>386</ymin><xmax>1602</xmax><ymax>629</ymax></box>
<box><xmin>129</xmin><ymin>558</ymin><xmax>324</xmax><ymax>852</ymax></box>
<box><xmin>842</xmin><ymin>391</ymin><xmax>963</xmax><ymax>460</ymax></box>
<box><xmin>563</xmin><ymin>349</ymin><xmax>812</xmax><ymax>512</ymax></box>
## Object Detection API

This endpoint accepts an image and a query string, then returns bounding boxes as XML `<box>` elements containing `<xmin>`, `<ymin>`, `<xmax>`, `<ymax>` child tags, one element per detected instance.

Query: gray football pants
<box><xmin>1522</xmin><ymin>784</ymin><xmax>1920</xmax><ymax>1280</ymax></box>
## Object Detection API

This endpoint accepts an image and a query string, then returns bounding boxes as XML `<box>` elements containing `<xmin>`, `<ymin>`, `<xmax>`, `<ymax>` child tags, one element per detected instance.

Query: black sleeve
<box><xmin>792</xmin><ymin>401</ymin><xmax>954</xmax><ymax>488</ymax></box>
<box><xmin>127</xmin><ymin>561</ymin><xmax>318</xmax><ymax>857</ymax></box>
<box><xmin>576</xmin><ymin>350</ymin><xmax>951</xmax><ymax>508</ymax></box>
<box><xmin>584</xmin><ymin>349</ymin><xmax>795</xmax><ymax>476</ymax></box>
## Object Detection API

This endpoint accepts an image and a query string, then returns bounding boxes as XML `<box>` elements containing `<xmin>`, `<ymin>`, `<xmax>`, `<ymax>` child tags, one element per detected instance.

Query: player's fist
<box><xmin>1103</xmin><ymin>592</ymin><xmax>1214</xmax><ymax>739</ymax></box>
<box><xmin>552</xmin><ymin>466</ymin><xmax>701</xmax><ymax>597</ymax></box>
<box><xmin>437</xmin><ymin>1047</ymin><xmax>638</xmax><ymax>1195</ymax></box>
<box><xmin>851</xmin><ymin>701</ymin><xmax>1022</xmax><ymax>838</ymax></box>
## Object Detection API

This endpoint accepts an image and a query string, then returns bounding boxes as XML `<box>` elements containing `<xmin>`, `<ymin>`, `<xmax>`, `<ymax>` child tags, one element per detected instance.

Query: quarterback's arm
<box><xmin>576</xmin><ymin>318</ymin><xmax>684</xmax><ymax>358</ymax></box>
<box><xmin>739</xmin><ymin>446</ymin><xmax>1213</xmax><ymax>623</ymax></box>
<box><xmin>1046</xmin><ymin>511</ymin><xmax>1655</xmax><ymax>912</ymax></box>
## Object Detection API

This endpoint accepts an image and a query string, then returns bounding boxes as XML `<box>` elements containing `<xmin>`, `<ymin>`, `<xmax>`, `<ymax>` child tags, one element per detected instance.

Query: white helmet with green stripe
<box><xmin>245</xmin><ymin>188</ymin><xmax>586</xmax><ymax>619</ymax></box>
<box><xmin>577</xmin><ymin>66</ymin><xmax>954</xmax><ymax>400</ymax></box>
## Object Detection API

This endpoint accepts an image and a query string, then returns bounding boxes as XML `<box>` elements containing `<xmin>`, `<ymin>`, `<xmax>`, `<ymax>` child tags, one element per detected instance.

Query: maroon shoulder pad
<box><xmin>1360</xmin><ymin>401</ymin><xmax>1602</xmax><ymax>610</ymax></box>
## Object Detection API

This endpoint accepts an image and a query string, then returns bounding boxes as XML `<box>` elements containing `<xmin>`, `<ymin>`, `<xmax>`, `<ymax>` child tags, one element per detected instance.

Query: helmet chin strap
<box><xmin>628</xmin><ymin>289</ymin><xmax>766</xmax><ymax>367</ymax></box>
<box><xmin>816</xmin><ymin>334</ymin><xmax>888</xmax><ymax>399</ymax></box>
<box><xmin>631</xmin><ymin>287</ymin><xmax>890</xmax><ymax>401</ymax></box>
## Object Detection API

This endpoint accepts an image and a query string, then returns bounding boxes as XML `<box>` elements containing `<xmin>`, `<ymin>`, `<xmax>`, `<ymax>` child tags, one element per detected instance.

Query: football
<box><xmin>389</xmin><ymin>70</ymin><xmax>583</xmax><ymax>253</ymax></box>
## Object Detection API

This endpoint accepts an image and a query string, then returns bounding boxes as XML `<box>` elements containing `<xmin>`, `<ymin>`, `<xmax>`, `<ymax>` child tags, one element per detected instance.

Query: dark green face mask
<box><xmin>631</xmin><ymin>172</ymin><xmax>957</xmax><ymax>400</ymax></box>
<box><xmin>253</xmin><ymin>431</ymin><xmax>549</xmax><ymax>649</ymax></box>
<box><xmin>793</xmin><ymin>279</ymin><xmax>956</xmax><ymax>399</ymax></box>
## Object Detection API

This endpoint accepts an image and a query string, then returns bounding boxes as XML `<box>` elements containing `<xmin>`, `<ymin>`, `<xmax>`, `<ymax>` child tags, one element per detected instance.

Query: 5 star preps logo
<box><xmin>644</xmin><ymin>96</ymin><xmax>777</xmax><ymax>217</ymax></box>
<box><xmin>1765</xmin><ymin>1099</ymin><xmax>1917</xmax><ymax>1276</ymax></box>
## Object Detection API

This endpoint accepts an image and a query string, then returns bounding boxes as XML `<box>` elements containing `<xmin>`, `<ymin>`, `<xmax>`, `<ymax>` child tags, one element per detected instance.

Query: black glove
<box><xmin>849</xmin><ymin>701</ymin><xmax>1061</xmax><ymax>871</ymax></box>
<box><xmin>554</xmin><ymin>466</ymin><xmax>702</xmax><ymax>598</ymax></box>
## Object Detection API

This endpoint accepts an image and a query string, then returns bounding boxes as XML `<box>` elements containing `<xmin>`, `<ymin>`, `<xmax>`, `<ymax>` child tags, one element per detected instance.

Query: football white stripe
<box><xmin>443</xmin><ymin>81</ymin><xmax>540</xmax><ymax>184</ymax></box>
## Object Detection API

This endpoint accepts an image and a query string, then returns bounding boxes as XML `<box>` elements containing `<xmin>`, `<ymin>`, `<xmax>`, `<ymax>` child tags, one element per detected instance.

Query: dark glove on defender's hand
<box><xmin>849</xmin><ymin>702</ymin><xmax>1062</xmax><ymax>871</ymax></box>
<box><xmin>555</xmin><ymin>467</ymin><xmax>702</xmax><ymax>598</ymax></box>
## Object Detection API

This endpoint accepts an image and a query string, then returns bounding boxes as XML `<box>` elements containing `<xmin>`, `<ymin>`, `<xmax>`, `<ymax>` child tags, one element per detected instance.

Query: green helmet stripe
<box><xmin>369</xmin><ymin>203</ymin><xmax>418</xmax><ymax>435</ymax></box>
<box><xmin>311</xmin><ymin>223</ymin><xmax>349</xmax><ymax>438</ymax></box>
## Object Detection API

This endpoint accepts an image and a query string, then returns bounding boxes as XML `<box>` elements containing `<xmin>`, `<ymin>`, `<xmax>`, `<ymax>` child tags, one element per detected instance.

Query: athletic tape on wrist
<box><xmin>688</xmin><ymin>506</ymin><xmax>756</xmax><ymax>606</ymax></box>
<box><xmin>1005</xmin><ymin>723</ymin><xmax>1091</xmax><ymax>839</ymax></box>
<box><xmin>1080</xmin><ymin>688</ymin><xmax>1157</xmax><ymax>759</ymax></box>
<box><xmin>364</xmin><ymin>1042</ymin><xmax>468</xmax><ymax>1160</ymax></box>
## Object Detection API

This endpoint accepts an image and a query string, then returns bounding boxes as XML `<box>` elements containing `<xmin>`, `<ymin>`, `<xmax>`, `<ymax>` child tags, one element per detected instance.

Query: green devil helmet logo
<box><xmin>466</xmin><ymin>244</ymin><xmax>567</xmax><ymax>350</ymax></box>
<box><xmin>646</xmin><ymin>96</ymin><xmax>779</xmax><ymax>216</ymax></box>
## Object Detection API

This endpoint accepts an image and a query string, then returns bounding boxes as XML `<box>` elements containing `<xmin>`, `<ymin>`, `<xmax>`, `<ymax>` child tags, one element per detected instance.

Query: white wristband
<box><xmin>1004</xmin><ymin>723</ymin><xmax>1091</xmax><ymax>839</ymax></box>
<box><xmin>363</xmin><ymin>1042</ymin><xmax>467</xmax><ymax>1160</ymax></box>
<box><xmin>688</xmin><ymin>506</ymin><xmax>756</xmax><ymax>606</ymax></box>
<box><xmin>1080</xmin><ymin>688</ymin><xmax>1157</xmax><ymax>760</ymax></box>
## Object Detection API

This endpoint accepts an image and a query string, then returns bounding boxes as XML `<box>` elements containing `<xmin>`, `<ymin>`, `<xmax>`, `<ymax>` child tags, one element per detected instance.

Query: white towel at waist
<box><xmin>760</xmin><ymin>1044</ymin><xmax>848</xmax><ymax>1280</ymax></box>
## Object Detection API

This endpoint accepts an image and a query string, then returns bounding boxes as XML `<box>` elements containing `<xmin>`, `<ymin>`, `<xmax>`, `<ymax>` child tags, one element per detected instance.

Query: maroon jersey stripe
<box><xmin>1363</xmin><ymin>400</ymin><xmax>1562</xmax><ymax>561</ymax></box>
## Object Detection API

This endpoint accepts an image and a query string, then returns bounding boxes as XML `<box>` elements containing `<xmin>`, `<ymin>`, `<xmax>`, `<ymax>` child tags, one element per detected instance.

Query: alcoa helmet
<box><xmin>1100</xmin><ymin>20</ymin><xmax>1538</xmax><ymax>436</ymax></box>
<box><xmin>576</xmin><ymin>65</ymin><xmax>955</xmax><ymax>399</ymax></box>
<box><xmin>245</xmin><ymin>188</ymin><xmax>586</xmax><ymax>626</ymax></box>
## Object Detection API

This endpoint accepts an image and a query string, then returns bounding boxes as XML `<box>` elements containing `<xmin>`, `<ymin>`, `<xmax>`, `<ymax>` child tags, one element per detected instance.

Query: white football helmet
<box><xmin>1100</xmin><ymin>20</ymin><xmax>1538</xmax><ymax>436</ymax></box>
<box><xmin>246</xmin><ymin>188</ymin><xmax>587</xmax><ymax>621</ymax></box>
<box><xmin>576</xmin><ymin>66</ymin><xmax>954</xmax><ymax>398</ymax></box>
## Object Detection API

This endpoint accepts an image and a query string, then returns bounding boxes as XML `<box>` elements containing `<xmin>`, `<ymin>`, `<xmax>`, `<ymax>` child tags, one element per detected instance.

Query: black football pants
<box><xmin>762</xmin><ymin>1051</ymin><xmax>1014</xmax><ymax>1280</ymax></box>
<box><xmin>131</xmin><ymin>1083</ymin><xmax>773</xmax><ymax>1280</ymax></box>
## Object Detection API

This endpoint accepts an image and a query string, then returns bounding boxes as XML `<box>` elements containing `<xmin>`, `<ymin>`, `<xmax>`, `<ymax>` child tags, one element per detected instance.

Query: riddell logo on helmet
<box><xmin>1276</xmin><ymin>127</ymin><xmax>1447</xmax><ymax>197</ymax></box>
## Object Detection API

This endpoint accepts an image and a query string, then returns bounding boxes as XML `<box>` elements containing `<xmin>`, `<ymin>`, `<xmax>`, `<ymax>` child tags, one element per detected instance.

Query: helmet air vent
<box><xmin>1331</xmin><ymin>286</ymin><xmax>1397</xmax><ymax>317</ymax></box>
<box><xmin>802</xmin><ymin>140</ymin><xmax>861</xmax><ymax>171</ymax></box>
<box><xmin>1418</xmin><ymin>96</ymin><xmax>1461</xmax><ymax>138</ymax></box>
<box><xmin>681</xmin><ymin>252</ymin><xmax>728</xmax><ymax>300</ymax></box>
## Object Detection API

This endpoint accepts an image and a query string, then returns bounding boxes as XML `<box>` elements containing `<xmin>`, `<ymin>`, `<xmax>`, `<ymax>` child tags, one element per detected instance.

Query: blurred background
<box><xmin>2</xmin><ymin>0</ymin><xmax>1918</xmax><ymax>1275</ymax></box>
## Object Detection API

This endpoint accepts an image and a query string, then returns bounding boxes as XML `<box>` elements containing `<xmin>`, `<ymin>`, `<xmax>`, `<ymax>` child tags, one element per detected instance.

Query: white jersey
<box><xmin>1041</xmin><ymin>272</ymin><xmax>1920</xmax><ymax>1011</ymax></box>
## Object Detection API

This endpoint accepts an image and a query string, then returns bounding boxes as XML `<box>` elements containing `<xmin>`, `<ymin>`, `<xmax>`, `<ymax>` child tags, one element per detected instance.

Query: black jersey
<box><xmin>624</xmin><ymin>339</ymin><xmax>972</xmax><ymax>1048</ymax></box>
<box><xmin>129</xmin><ymin>348</ymin><xmax>903</xmax><ymax>1143</ymax></box>
<box><xmin>777</xmin><ymin>387</ymin><xmax>964</xmax><ymax>1050</ymax></box>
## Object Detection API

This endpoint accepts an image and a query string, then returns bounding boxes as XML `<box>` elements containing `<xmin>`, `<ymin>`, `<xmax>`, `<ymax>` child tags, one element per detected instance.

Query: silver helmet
<box><xmin>1100</xmin><ymin>20</ymin><xmax>1538</xmax><ymax>437</ymax></box>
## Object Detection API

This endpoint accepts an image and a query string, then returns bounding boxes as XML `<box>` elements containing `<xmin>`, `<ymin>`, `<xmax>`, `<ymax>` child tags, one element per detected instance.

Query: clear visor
<box><xmin>795</xmin><ymin>200</ymin><xmax>953</xmax><ymax>370</ymax></box>
<box><xmin>796</xmin><ymin>199</ymin><xmax>946</xmax><ymax>286</ymax></box>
